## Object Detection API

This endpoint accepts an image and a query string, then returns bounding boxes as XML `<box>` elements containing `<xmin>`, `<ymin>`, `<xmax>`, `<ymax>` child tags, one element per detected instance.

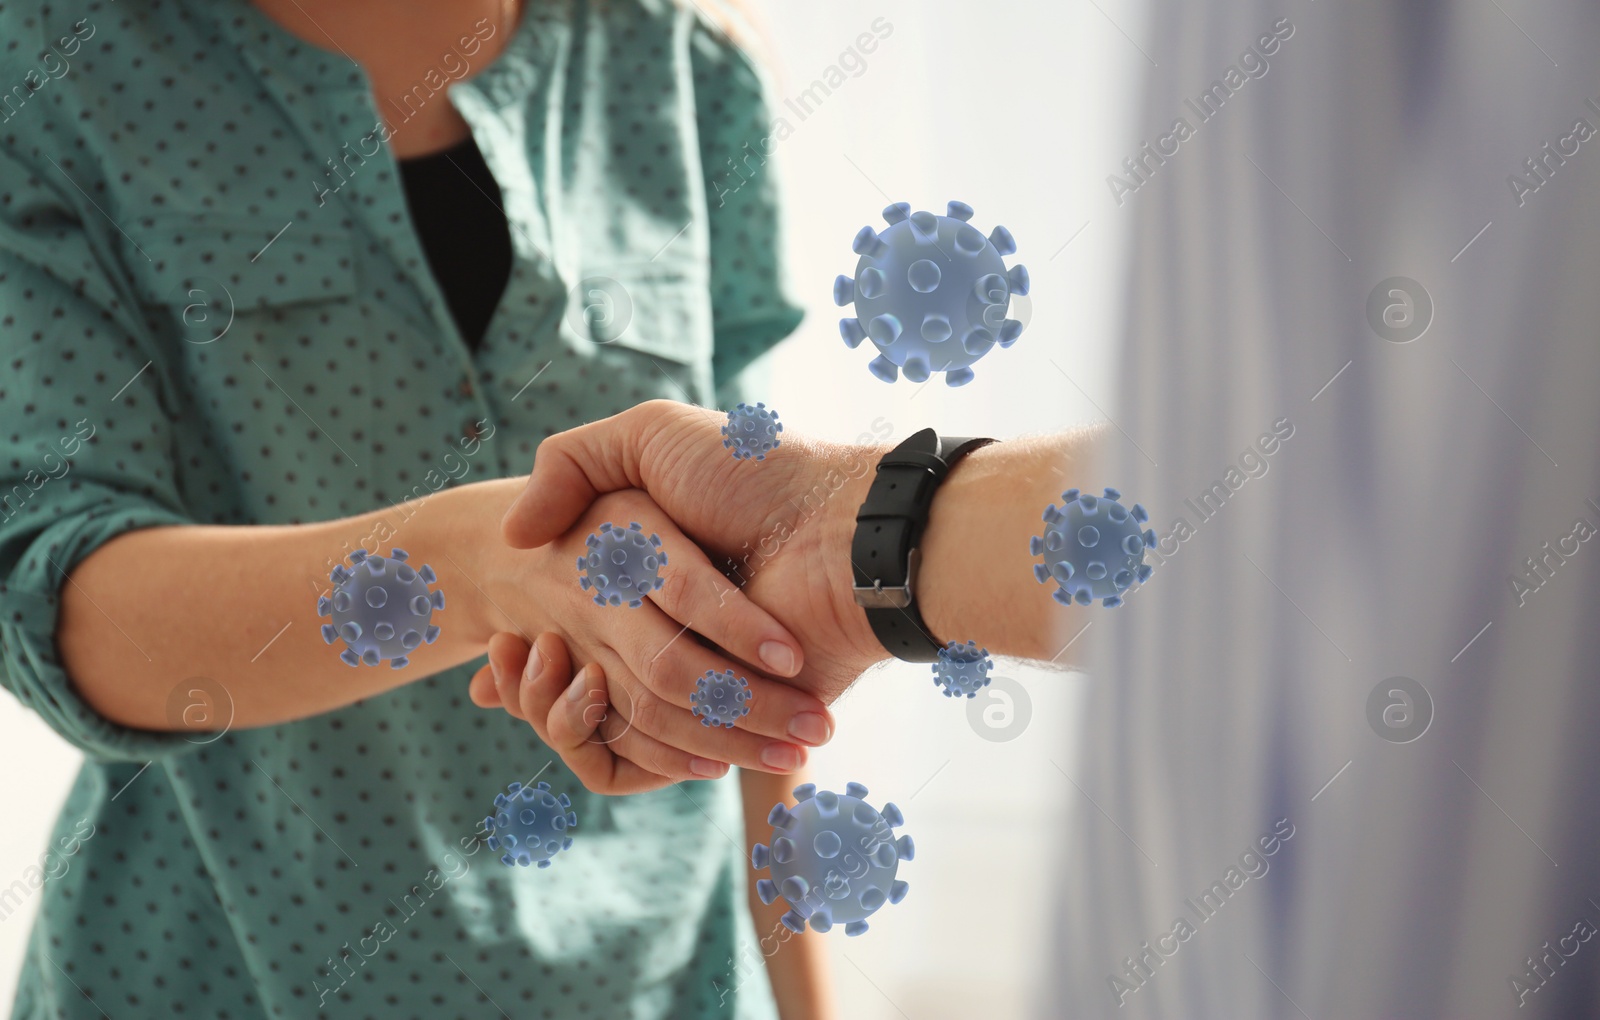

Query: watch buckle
<box><xmin>853</xmin><ymin>549</ymin><xmax>919</xmax><ymax>609</ymax></box>
<box><xmin>853</xmin><ymin>580</ymin><xmax>912</xmax><ymax>609</ymax></box>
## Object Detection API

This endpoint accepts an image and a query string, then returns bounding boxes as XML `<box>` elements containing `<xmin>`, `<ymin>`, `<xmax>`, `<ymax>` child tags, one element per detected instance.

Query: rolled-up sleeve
<box><xmin>692</xmin><ymin>24</ymin><xmax>806</xmax><ymax>393</ymax></box>
<box><xmin>0</xmin><ymin>142</ymin><xmax>195</xmax><ymax>762</ymax></box>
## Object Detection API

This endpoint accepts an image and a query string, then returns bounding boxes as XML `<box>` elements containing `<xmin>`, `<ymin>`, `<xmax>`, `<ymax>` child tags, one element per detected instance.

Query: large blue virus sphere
<box><xmin>485</xmin><ymin>780</ymin><xmax>577</xmax><ymax>868</ymax></box>
<box><xmin>722</xmin><ymin>402</ymin><xmax>783</xmax><ymax>461</ymax></box>
<box><xmin>578</xmin><ymin>522</ymin><xmax>667</xmax><ymax>608</ymax></box>
<box><xmin>1031</xmin><ymin>487</ymin><xmax>1157</xmax><ymax>608</ymax></box>
<box><xmin>933</xmin><ymin>640</ymin><xmax>994</xmax><ymax>699</ymax></box>
<box><xmin>318</xmin><ymin>548</ymin><xmax>444</xmax><ymax>669</ymax></box>
<box><xmin>752</xmin><ymin>782</ymin><xmax>913</xmax><ymax>937</ymax></box>
<box><xmin>692</xmin><ymin>669</ymin><xmax>752</xmax><ymax>728</ymax></box>
<box><xmin>834</xmin><ymin>200</ymin><xmax>1029</xmax><ymax>386</ymax></box>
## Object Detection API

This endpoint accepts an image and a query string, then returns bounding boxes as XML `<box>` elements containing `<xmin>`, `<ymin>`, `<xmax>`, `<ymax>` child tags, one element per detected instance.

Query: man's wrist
<box><xmin>819</xmin><ymin>442</ymin><xmax>894</xmax><ymax>664</ymax></box>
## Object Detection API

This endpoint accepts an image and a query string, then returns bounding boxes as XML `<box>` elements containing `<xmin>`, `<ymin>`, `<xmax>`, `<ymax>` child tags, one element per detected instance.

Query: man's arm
<box><xmin>504</xmin><ymin>401</ymin><xmax>1101</xmax><ymax>701</ymax></box>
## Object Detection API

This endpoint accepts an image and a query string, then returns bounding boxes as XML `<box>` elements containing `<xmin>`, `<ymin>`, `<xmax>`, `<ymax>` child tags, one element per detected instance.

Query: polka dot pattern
<box><xmin>0</xmin><ymin>0</ymin><xmax>797</xmax><ymax>1016</ymax></box>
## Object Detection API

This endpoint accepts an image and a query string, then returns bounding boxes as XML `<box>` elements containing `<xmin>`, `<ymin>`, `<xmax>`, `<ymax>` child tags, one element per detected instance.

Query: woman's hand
<box><xmin>476</xmin><ymin>488</ymin><xmax>835</xmax><ymax>793</ymax></box>
<box><xmin>502</xmin><ymin>401</ymin><xmax>893</xmax><ymax>707</ymax></box>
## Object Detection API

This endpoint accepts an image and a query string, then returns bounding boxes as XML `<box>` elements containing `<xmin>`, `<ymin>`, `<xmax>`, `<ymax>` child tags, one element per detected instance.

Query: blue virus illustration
<box><xmin>1031</xmin><ymin>487</ymin><xmax>1157</xmax><ymax>608</ymax></box>
<box><xmin>722</xmin><ymin>402</ymin><xmax>783</xmax><ymax>462</ymax></box>
<box><xmin>932</xmin><ymin>640</ymin><xmax>994</xmax><ymax>699</ymax></box>
<box><xmin>833</xmin><ymin>200</ymin><xmax>1029</xmax><ymax>386</ymax></box>
<box><xmin>692</xmin><ymin>669</ymin><xmax>752</xmax><ymax>728</ymax></box>
<box><xmin>752</xmin><ymin>781</ymin><xmax>913</xmax><ymax>937</ymax></box>
<box><xmin>318</xmin><ymin>547</ymin><xmax>444</xmax><ymax>669</ymax></box>
<box><xmin>578</xmin><ymin>522</ymin><xmax>667</xmax><ymax>607</ymax></box>
<box><xmin>485</xmin><ymin>780</ymin><xmax>577</xmax><ymax>869</ymax></box>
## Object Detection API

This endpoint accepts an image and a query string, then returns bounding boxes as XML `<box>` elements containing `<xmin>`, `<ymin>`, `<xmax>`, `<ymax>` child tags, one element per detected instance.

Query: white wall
<box><xmin>752</xmin><ymin>1</ymin><xmax>1144</xmax><ymax>1016</ymax></box>
<box><xmin>0</xmin><ymin>1</ymin><xmax>1144</xmax><ymax>1013</ymax></box>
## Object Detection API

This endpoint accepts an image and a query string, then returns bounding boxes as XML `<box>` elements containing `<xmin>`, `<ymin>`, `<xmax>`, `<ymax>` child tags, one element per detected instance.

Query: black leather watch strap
<box><xmin>851</xmin><ymin>429</ymin><xmax>994</xmax><ymax>662</ymax></box>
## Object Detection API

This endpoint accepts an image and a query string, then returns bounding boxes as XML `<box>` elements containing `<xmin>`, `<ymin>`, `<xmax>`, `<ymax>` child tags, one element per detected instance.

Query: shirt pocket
<box><xmin>120</xmin><ymin>211</ymin><xmax>358</xmax><ymax>344</ymax></box>
<box><xmin>565</xmin><ymin>263</ymin><xmax>712</xmax><ymax>369</ymax></box>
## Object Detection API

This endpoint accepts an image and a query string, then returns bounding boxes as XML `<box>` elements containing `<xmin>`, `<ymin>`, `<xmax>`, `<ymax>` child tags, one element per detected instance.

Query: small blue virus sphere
<box><xmin>933</xmin><ymin>640</ymin><xmax>994</xmax><ymax>699</ymax></box>
<box><xmin>752</xmin><ymin>782</ymin><xmax>913</xmax><ymax>937</ymax></box>
<box><xmin>318</xmin><ymin>547</ymin><xmax>444</xmax><ymax>670</ymax></box>
<box><xmin>578</xmin><ymin>522</ymin><xmax>667</xmax><ymax>607</ymax></box>
<box><xmin>1031</xmin><ymin>487</ymin><xmax>1157</xmax><ymax>608</ymax></box>
<box><xmin>722</xmin><ymin>402</ymin><xmax>783</xmax><ymax>462</ymax></box>
<box><xmin>485</xmin><ymin>780</ymin><xmax>577</xmax><ymax>869</ymax></box>
<box><xmin>833</xmin><ymin>200</ymin><xmax>1029</xmax><ymax>386</ymax></box>
<box><xmin>692</xmin><ymin>669</ymin><xmax>752</xmax><ymax>728</ymax></box>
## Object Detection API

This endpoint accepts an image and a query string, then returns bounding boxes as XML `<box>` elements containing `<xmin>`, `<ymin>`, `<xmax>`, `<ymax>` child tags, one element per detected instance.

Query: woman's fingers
<box><xmin>648</xmin><ymin>530</ymin><xmax>803</xmax><ymax>679</ymax></box>
<box><xmin>544</xmin><ymin>654</ymin><xmax>702</xmax><ymax>794</ymax></box>
<box><xmin>489</xmin><ymin>631</ymin><xmax>532</xmax><ymax>721</ymax></box>
<box><xmin>509</xmin><ymin>631</ymin><xmax>581</xmax><ymax>753</ymax></box>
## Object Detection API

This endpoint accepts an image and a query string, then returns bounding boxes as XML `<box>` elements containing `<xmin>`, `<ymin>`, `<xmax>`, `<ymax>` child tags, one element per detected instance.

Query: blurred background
<box><xmin>0</xmin><ymin>0</ymin><xmax>1148</xmax><ymax>1014</ymax></box>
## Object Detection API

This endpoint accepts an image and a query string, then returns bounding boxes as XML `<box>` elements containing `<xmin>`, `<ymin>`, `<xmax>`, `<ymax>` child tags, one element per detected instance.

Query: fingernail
<box><xmin>567</xmin><ymin>666</ymin><xmax>589</xmax><ymax>702</ymax></box>
<box><xmin>524</xmin><ymin>646</ymin><xmax>544</xmax><ymax>684</ymax></box>
<box><xmin>689</xmin><ymin>757</ymin><xmax>727</xmax><ymax>778</ymax></box>
<box><xmin>759</xmin><ymin>641</ymin><xmax>798</xmax><ymax>676</ymax></box>
<box><xmin>759</xmin><ymin>742</ymin><xmax>802</xmax><ymax>772</ymax></box>
<box><xmin>786</xmin><ymin>712</ymin><xmax>831</xmax><ymax>746</ymax></box>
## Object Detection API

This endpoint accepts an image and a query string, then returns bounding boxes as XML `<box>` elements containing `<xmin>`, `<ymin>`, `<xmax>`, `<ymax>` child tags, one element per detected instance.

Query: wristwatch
<box><xmin>851</xmin><ymin>429</ymin><xmax>995</xmax><ymax>662</ymax></box>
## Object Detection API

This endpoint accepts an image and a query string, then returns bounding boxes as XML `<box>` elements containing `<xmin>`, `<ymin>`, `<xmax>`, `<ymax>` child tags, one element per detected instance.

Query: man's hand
<box><xmin>503</xmin><ymin>400</ymin><xmax>894</xmax><ymax>706</ymax></box>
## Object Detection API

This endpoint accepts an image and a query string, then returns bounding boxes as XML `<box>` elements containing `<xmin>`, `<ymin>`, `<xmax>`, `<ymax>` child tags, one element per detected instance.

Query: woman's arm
<box><xmin>60</xmin><ymin>478</ymin><xmax>518</xmax><ymax>731</ymax></box>
<box><xmin>56</xmin><ymin>478</ymin><xmax>827</xmax><ymax>788</ymax></box>
<box><xmin>740</xmin><ymin>767</ymin><xmax>839</xmax><ymax>1020</ymax></box>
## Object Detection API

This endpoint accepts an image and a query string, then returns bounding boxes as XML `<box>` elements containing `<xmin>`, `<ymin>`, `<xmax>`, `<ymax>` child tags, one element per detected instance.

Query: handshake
<box><xmin>460</xmin><ymin>399</ymin><xmax>1089</xmax><ymax>794</ymax></box>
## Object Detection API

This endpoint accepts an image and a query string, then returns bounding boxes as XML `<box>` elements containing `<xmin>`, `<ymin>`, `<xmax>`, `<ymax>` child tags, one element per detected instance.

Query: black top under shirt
<box><xmin>397</xmin><ymin>135</ymin><xmax>513</xmax><ymax>350</ymax></box>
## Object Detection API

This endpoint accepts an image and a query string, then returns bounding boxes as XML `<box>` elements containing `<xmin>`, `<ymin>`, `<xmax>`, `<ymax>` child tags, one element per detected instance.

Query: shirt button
<box><xmin>458</xmin><ymin>379</ymin><xmax>475</xmax><ymax>398</ymax></box>
<box><xmin>462</xmin><ymin>421</ymin><xmax>481</xmax><ymax>441</ymax></box>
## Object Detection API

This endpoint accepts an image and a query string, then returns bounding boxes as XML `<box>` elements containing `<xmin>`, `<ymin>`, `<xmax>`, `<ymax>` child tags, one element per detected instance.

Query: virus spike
<box><xmin>868</xmin><ymin>355</ymin><xmax>899</xmax><ymax>383</ymax></box>
<box><xmin>921</xmin><ymin>313</ymin><xmax>952</xmax><ymax>343</ymax></box>
<box><xmin>961</xmin><ymin>327</ymin><xmax>994</xmax><ymax>357</ymax></box>
<box><xmin>851</xmin><ymin>225</ymin><xmax>886</xmax><ymax>258</ymax></box>
<box><xmin>954</xmin><ymin>224</ymin><xmax>986</xmax><ymax>256</ymax></box>
<box><xmin>1007</xmin><ymin>264</ymin><xmax>1030</xmax><ymax>296</ymax></box>
<box><xmin>945</xmin><ymin>200</ymin><xmax>973</xmax><ymax>221</ymax></box>
<box><xmin>946</xmin><ymin>366</ymin><xmax>975</xmax><ymax>387</ymax></box>
<box><xmin>756</xmin><ymin>878</ymin><xmax>779</xmax><ymax>904</ymax></box>
<box><xmin>867</xmin><ymin>313</ymin><xmax>902</xmax><ymax>345</ymax></box>
<box><xmin>889</xmin><ymin>879</ymin><xmax>909</xmax><ymax>903</ymax></box>
<box><xmin>840</xmin><ymin>318</ymin><xmax>868</xmax><ymax>348</ymax></box>
<box><xmin>832</xmin><ymin>275</ymin><xmax>855</xmax><ymax>306</ymax></box>
<box><xmin>844</xmin><ymin>921</ymin><xmax>869</xmax><ymax>937</ymax></box>
<box><xmin>902</xmin><ymin>354</ymin><xmax>931</xmax><ymax>383</ymax></box>
<box><xmin>907</xmin><ymin>258</ymin><xmax>940</xmax><ymax>293</ymax></box>
<box><xmin>997</xmin><ymin>319</ymin><xmax>1023</xmax><ymax>347</ymax></box>
<box><xmin>882</xmin><ymin>202</ymin><xmax>910</xmax><ymax>224</ymax></box>
<box><xmin>844</xmin><ymin>782</ymin><xmax>869</xmax><ymax>800</ymax></box>
<box><xmin>908</xmin><ymin>210</ymin><xmax>939</xmax><ymax>242</ymax></box>
<box><xmin>988</xmin><ymin>224</ymin><xmax>1016</xmax><ymax>256</ymax></box>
